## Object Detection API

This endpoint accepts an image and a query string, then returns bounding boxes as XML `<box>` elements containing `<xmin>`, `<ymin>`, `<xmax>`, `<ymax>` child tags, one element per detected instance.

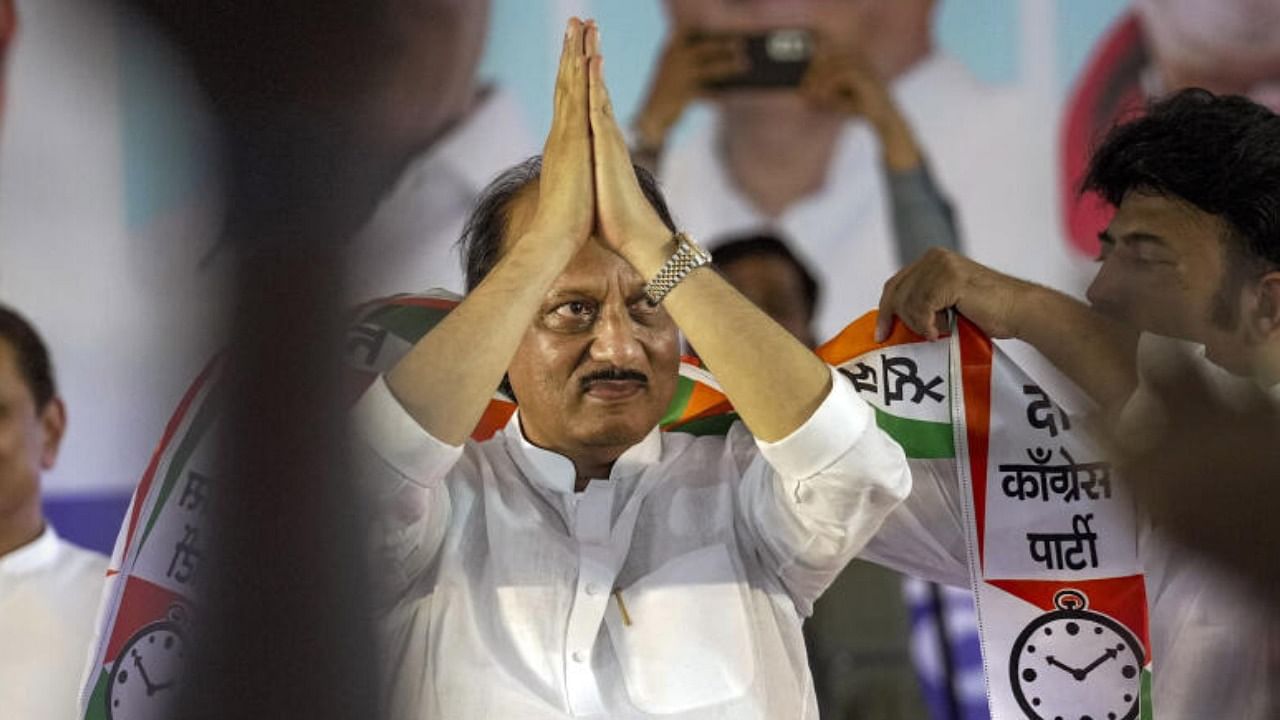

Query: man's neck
<box><xmin>572</xmin><ymin>451</ymin><xmax>623</xmax><ymax>493</ymax></box>
<box><xmin>719</xmin><ymin>105</ymin><xmax>846</xmax><ymax>219</ymax></box>
<box><xmin>0</xmin><ymin>503</ymin><xmax>45</xmax><ymax>559</ymax></box>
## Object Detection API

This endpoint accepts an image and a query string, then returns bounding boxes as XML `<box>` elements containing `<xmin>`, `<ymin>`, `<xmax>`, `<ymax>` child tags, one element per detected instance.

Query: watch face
<box><xmin>1009</xmin><ymin>608</ymin><xmax>1145</xmax><ymax>720</ymax></box>
<box><xmin>106</xmin><ymin>621</ymin><xmax>186</xmax><ymax>720</ymax></box>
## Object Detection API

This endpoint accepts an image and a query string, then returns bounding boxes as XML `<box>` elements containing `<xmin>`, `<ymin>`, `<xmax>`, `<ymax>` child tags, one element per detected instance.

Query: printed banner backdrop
<box><xmin>11</xmin><ymin>0</ymin><xmax>1138</xmax><ymax>549</ymax></box>
<box><xmin>81</xmin><ymin>294</ymin><xmax>1152</xmax><ymax>720</ymax></box>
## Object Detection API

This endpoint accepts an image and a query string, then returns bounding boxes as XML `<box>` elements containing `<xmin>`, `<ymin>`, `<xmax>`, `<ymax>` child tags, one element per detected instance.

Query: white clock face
<box><xmin>1010</xmin><ymin>610</ymin><xmax>1144</xmax><ymax>720</ymax></box>
<box><xmin>106</xmin><ymin>623</ymin><xmax>186</xmax><ymax>720</ymax></box>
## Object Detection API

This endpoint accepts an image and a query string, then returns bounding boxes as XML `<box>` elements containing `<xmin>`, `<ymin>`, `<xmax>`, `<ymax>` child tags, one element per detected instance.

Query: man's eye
<box><xmin>553</xmin><ymin>301</ymin><xmax>595</xmax><ymax>319</ymax></box>
<box><xmin>630</xmin><ymin>299</ymin><xmax>659</xmax><ymax>317</ymax></box>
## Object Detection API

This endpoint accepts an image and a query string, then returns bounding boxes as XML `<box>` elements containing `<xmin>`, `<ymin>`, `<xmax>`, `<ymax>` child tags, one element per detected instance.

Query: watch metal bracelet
<box><xmin>643</xmin><ymin>232</ymin><xmax>711</xmax><ymax>305</ymax></box>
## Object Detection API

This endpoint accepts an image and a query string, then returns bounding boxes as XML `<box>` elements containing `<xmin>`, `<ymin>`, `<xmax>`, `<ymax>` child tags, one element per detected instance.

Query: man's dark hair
<box><xmin>458</xmin><ymin>156</ymin><xmax>678</xmax><ymax>291</ymax></box>
<box><xmin>710</xmin><ymin>233</ymin><xmax>820</xmax><ymax>321</ymax></box>
<box><xmin>0</xmin><ymin>305</ymin><xmax>57</xmax><ymax>409</ymax></box>
<box><xmin>1082</xmin><ymin>88</ymin><xmax>1280</xmax><ymax>323</ymax></box>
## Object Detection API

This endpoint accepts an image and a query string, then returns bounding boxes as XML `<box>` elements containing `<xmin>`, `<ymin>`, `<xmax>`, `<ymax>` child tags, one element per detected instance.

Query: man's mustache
<box><xmin>580</xmin><ymin>367</ymin><xmax>649</xmax><ymax>390</ymax></box>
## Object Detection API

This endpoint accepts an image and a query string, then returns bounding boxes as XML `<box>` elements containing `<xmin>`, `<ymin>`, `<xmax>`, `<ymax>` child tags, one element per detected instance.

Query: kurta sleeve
<box><xmin>732</xmin><ymin>365</ymin><xmax>913</xmax><ymax>615</ymax></box>
<box><xmin>352</xmin><ymin>376</ymin><xmax>464</xmax><ymax>608</ymax></box>
<box><xmin>858</xmin><ymin>459</ymin><xmax>971</xmax><ymax>589</ymax></box>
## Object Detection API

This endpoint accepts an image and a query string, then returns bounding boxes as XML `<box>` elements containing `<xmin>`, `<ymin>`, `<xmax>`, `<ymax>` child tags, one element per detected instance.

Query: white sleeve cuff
<box><xmin>352</xmin><ymin>376</ymin><xmax>464</xmax><ymax>488</ymax></box>
<box><xmin>756</xmin><ymin>365</ymin><xmax>872</xmax><ymax>479</ymax></box>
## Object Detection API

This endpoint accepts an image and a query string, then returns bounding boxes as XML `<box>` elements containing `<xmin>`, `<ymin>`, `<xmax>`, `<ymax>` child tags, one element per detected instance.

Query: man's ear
<box><xmin>37</xmin><ymin>396</ymin><xmax>66</xmax><ymax>472</ymax></box>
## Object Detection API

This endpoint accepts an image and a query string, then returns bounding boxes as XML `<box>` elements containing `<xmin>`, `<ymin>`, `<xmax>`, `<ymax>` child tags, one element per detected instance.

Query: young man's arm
<box><xmin>876</xmin><ymin>249</ymin><xmax>1139</xmax><ymax>411</ymax></box>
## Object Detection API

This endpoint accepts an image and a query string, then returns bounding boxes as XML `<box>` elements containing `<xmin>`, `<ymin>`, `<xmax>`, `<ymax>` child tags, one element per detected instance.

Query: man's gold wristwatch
<box><xmin>643</xmin><ymin>232</ymin><xmax>712</xmax><ymax>305</ymax></box>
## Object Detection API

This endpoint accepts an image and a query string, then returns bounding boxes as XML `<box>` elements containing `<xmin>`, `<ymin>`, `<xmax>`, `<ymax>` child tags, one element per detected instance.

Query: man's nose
<box><xmin>588</xmin><ymin>303</ymin><xmax>644</xmax><ymax>367</ymax></box>
<box><xmin>1085</xmin><ymin>259</ymin><xmax>1124</xmax><ymax>318</ymax></box>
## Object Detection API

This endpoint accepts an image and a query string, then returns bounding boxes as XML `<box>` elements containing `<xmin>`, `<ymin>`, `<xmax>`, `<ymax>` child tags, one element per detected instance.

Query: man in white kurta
<box><xmin>0</xmin><ymin>306</ymin><xmax>107</xmax><ymax>720</ymax></box>
<box><xmin>358</xmin><ymin>20</ymin><xmax>911</xmax><ymax>719</ymax></box>
<box><xmin>0</xmin><ymin>525</ymin><xmax>107</xmax><ymax>719</ymax></box>
<box><xmin>360</xmin><ymin>363</ymin><xmax>909</xmax><ymax>718</ymax></box>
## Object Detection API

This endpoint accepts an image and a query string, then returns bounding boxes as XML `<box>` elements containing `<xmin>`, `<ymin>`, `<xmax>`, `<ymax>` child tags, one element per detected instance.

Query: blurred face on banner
<box><xmin>1137</xmin><ymin>0</ymin><xmax>1280</xmax><ymax>111</ymax></box>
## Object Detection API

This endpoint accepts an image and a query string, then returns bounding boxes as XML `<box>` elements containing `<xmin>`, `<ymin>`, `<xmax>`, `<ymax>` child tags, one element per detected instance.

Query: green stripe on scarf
<box><xmin>1141</xmin><ymin>669</ymin><xmax>1155</xmax><ymax>720</ymax></box>
<box><xmin>137</xmin><ymin>381</ymin><xmax>223</xmax><ymax>555</ymax></box>
<box><xmin>659</xmin><ymin>375</ymin><xmax>696</xmax><ymax>428</ymax></box>
<box><xmin>873</xmin><ymin>408</ymin><xmax>954</xmax><ymax>459</ymax></box>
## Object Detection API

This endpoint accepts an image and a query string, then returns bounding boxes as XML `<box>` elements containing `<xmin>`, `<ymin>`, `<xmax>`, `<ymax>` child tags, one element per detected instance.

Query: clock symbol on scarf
<box><xmin>106</xmin><ymin>604</ymin><xmax>189</xmax><ymax>720</ymax></box>
<box><xmin>1009</xmin><ymin>589</ymin><xmax>1145</xmax><ymax>720</ymax></box>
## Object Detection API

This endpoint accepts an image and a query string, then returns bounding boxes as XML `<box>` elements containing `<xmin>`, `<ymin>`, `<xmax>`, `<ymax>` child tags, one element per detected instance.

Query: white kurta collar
<box><xmin>0</xmin><ymin>524</ymin><xmax>58</xmax><ymax>577</ymax></box>
<box><xmin>502</xmin><ymin>410</ymin><xmax>663</xmax><ymax>495</ymax></box>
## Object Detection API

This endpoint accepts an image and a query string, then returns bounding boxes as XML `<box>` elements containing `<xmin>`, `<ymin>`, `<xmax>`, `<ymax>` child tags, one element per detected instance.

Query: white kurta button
<box><xmin>571</xmin><ymin>650</ymin><xmax>586</xmax><ymax>663</ymax></box>
<box><xmin>585</xmin><ymin>582</ymin><xmax>602</xmax><ymax>596</ymax></box>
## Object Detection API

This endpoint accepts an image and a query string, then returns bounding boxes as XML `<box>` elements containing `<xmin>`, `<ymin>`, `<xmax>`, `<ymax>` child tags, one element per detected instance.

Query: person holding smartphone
<box><xmin>635</xmin><ymin>0</ymin><xmax>1065</xmax><ymax>343</ymax></box>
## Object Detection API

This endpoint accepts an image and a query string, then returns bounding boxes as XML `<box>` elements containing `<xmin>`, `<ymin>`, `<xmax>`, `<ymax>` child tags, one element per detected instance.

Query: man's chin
<box><xmin>573</xmin><ymin>409</ymin><xmax>658</xmax><ymax>449</ymax></box>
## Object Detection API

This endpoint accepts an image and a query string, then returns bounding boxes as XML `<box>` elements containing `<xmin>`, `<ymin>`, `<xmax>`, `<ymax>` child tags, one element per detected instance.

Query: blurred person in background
<box><xmin>344</xmin><ymin>0</ymin><xmax>535</xmax><ymax>299</ymax></box>
<box><xmin>2</xmin><ymin>17</ymin><xmax>108</xmax><ymax>720</ymax></box>
<box><xmin>0</xmin><ymin>306</ymin><xmax>107</xmax><ymax>720</ymax></box>
<box><xmin>1062</xmin><ymin>0</ymin><xmax>1280</xmax><ymax>260</ymax></box>
<box><xmin>635</xmin><ymin>0</ymin><xmax>1060</xmax><ymax>341</ymax></box>
<box><xmin>711</xmin><ymin>234</ymin><xmax>820</xmax><ymax>350</ymax></box>
<box><xmin>876</xmin><ymin>88</ymin><xmax>1280</xmax><ymax>719</ymax></box>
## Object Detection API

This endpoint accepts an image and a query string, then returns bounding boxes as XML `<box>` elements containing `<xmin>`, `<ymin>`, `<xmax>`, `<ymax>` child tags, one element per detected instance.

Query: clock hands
<box><xmin>1045</xmin><ymin>646</ymin><xmax>1122</xmax><ymax>682</ymax></box>
<box><xmin>1045</xmin><ymin>655</ymin><xmax>1086</xmax><ymax>681</ymax></box>
<box><xmin>1078</xmin><ymin>646</ymin><xmax>1120</xmax><ymax>678</ymax></box>
<box><xmin>132</xmin><ymin>651</ymin><xmax>175</xmax><ymax>696</ymax></box>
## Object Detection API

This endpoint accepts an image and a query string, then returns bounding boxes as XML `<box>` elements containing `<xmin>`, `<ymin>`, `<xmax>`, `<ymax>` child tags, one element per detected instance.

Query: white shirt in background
<box><xmin>346</xmin><ymin>86</ymin><xmax>536</xmax><ymax>302</ymax></box>
<box><xmin>0</xmin><ymin>525</ymin><xmax>107</xmax><ymax>720</ymax></box>
<box><xmin>354</xmin><ymin>367</ymin><xmax>911</xmax><ymax>719</ymax></box>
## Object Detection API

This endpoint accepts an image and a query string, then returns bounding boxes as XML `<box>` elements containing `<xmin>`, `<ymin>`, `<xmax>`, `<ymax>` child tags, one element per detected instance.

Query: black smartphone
<box><xmin>696</xmin><ymin>28</ymin><xmax>814</xmax><ymax>90</ymax></box>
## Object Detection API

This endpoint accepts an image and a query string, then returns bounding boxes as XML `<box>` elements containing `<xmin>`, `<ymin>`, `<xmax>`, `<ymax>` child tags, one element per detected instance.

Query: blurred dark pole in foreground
<box><xmin>116</xmin><ymin>2</ymin><xmax>406</xmax><ymax>718</ymax></box>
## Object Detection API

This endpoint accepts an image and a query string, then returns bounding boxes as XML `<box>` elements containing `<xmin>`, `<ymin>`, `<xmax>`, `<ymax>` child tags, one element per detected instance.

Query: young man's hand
<box><xmin>876</xmin><ymin>248</ymin><xmax>1032</xmax><ymax>342</ymax></box>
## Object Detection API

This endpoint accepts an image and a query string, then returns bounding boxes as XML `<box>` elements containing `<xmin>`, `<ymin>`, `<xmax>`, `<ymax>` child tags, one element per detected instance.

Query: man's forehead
<box><xmin>500</xmin><ymin>185</ymin><xmax>647</xmax><ymax>297</ymax></box>
<box><xmin>0</xmin><ymin>339</ymin><xmax>28</xmax><ymax>400</ymax></box>
<box><xmin>1109</xmin><ymin>191</ymin><xmax>1226</xmax><ymax>245</ymax></box>
<box><xmin>552</xmin><ymin>242</ymin><xmax>647</xmax><ymax>297</ymax></box>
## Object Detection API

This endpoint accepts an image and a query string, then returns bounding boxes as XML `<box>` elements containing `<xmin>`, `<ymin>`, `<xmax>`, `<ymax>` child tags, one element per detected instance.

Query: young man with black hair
<box><xmin>873</xmin><ymin>87</ymin><xmax>1280</xmax><ymax>718</ymax></box>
